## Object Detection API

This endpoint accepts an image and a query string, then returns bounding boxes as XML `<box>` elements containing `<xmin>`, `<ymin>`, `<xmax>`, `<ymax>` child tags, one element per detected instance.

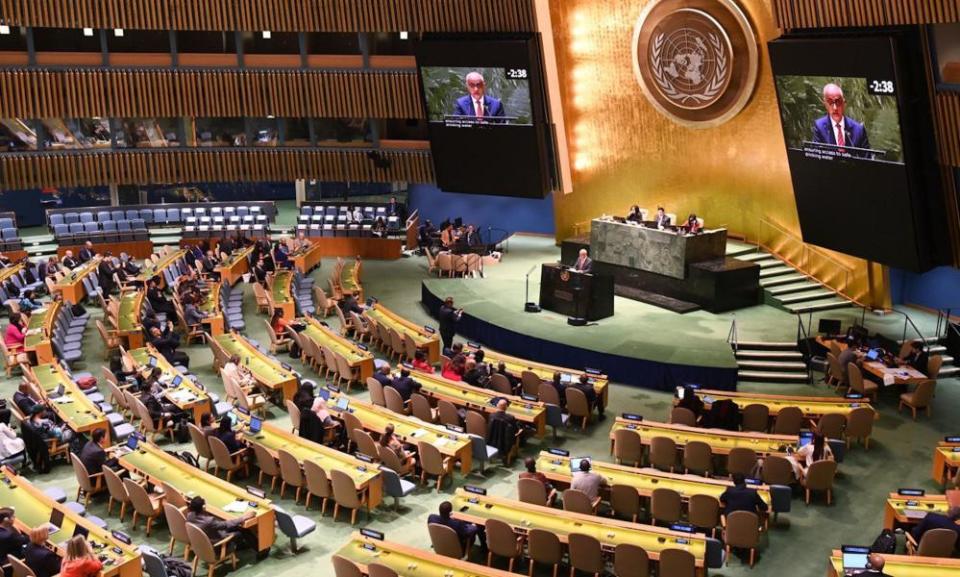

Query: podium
<box><xmin>538</xmin><ymin>263</ymin><xmax>614</xmax><ymax>321</ymax></box>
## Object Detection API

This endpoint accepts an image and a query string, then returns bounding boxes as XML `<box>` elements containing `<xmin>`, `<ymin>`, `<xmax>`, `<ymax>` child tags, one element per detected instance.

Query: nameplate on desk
<box><xmin>280</xmin><ymin>362</ymin><xmax>292</xmax><ymax>371</ymax></box>
<box><xmin>670</xmin><ymin>523</ymin><xmax>695</xmax><ymax>533</ymax></box>
<box><xmin>520</xmin><ymin>393</ymin><xmax>538</xmax><ymax>402</ymax></box>
<box><xmin>319</xmin><ymin>321</ymin><xmax>330</xmax><ymax>328</ymax></box>
<box><xmin>621</xmin><ymin>413</ymin><xmax>643</xmax><ymax>422</ymax></box>
<box><xmin>548</xmin><ymin>448</ymin><xmax>570</xmax><ymax>457</ymax></box>
<box><xmin>111</xmin><ymin>530</ymin><xmax>132</xmax><ymax>545</ymax></box>
<box><xmin>445</xmin><ymin>424</ymin><xmax>464</xmax><ymax>434</ymax></box>
<box><xmin>326</xmin><ymin>384</ymin><xmax>340</xmax><ymax>393</ymax></box>
<box><xmin>953</xmin><ymin>447</ymin><xmax>960</xmax><ymax>453</ymax></box>
<box><xmin>845</xmin><ymin>393</ymin><xmax>864</xmax><ymax>399</ymax></box>
<box><xmin>467</xmin><ymin>341</ymin><xmax>482</xmax><ymax>349</ymax></box>
<box><xmin>464</xmin><ymin>485</ymin><xmax>487</xmax><ymax>496</ymax></box>
<box><xmin>401</xmin><ymin>361</ymin><xmax>413</xmax><ymax>369</ymax></box>
<box><xmin>422</xmin><ymin>325</ymin><xmax>436</xmax><ymax>334</ymax></box>
<box><xmin>246</xmin><ymin>486</ymin><xmax>266</xmax><ymax>499</ymax></box>
<box><xmin>360</xmin><ymin>528</ymin><xmax>384</xmax><ymax>541</ymax></box>
<box><xmin>584</xmin><ymin>367</ymin><xmax>602</xmax><ymax>375</ymax></box>
<box><xmin>898</xmin><ymin>488</ymin><xmax>925</xmax><ymax>497</ymax></box>
<box><xmin>745</xmin><ymin>478</ymin><xmax>761</xmax><ymax>486</ymax></box>
<box><xmin>357</xmin><ymin>343</ymin><xmax>369</xmax><ymax>352</ymax></box>
<box><xmin>681</xmin><ymin>383</ymin><xmax>702</xmax><ymax>390</ymax></box>
<box><xmin>355</xmin><ymin>453</ymin><xmax>374</xmax><ymax>463</ymax></box>
<box><xmin>236</xmin><ymin>406</ymin><xmax>250</xmax><ymax>416</ymax></box>
<box><xmin>945</xmin><ymin>436</ymin><xmax>960</xmax><ymax>443</ymax></box>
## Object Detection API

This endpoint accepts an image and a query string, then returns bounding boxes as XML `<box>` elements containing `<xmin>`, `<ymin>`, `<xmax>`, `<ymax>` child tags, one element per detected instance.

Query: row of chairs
<box><xmin>425</xmin><ymin>251</ymin><xmax>482</xmax><ymax>278</ymax></box>
<box><xmin>53</xmin><ymin>220</ymin><xmax>149</xmax><ymax>244</ymax></box>
<box><xmin>294</xmin><ymin>223</ymin><xmax>398</xmax><ymax>238</ymax></box>
<box><xmin>48</xmin><ymin>205</ymin><xmax>268</xmax><ymax>228</ymax></box>
<box><xmin>0</xmin><ymin>228</ymin><xmax>21</xmax><ymax>251</ymax></box>
<box><xmin>301</xmin><ymin>205</ymin><xmax>390</xmax><ymax>217</ymax></box>
<box><xmin>183</xmin><ymin>224</ymin><xmax>269</xmax><ymax>239</ymax></box>
<box><xmin>286</xmin><ymin>329</ymin><xmax>360</xmax><ymax>392</ymax></box>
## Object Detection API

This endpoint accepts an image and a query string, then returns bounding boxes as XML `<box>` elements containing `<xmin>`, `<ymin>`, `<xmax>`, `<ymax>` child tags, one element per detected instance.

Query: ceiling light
<box><xmin>113</xmin><ymin>28</ymin><xmax>124</xmax><ymax>37</ymax></box>
<box><xmin>0</xmin><ymin>26</ymin><xmax>10</xmax><ymax>35</ymax></box>
<box><xmin>399</xmin><ymin>31</ymin><xmax>409</xmax><ymax>40</ymax></box>
<box><xmin>82</xmin><ymin>28</ymin><xmax>94</xmax><ymax>37</ymax></box>
<box><xmin>262</xmin><ymin>30</ymin><xmax>271</xmax><ymax>39</ymax></box>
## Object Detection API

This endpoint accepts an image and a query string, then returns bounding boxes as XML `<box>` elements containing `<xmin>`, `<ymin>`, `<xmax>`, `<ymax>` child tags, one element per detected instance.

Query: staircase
<box><xmin>733</xmin><ymin>340</ymin><xmax>810</xmax><ymax>383</ymax></box>
<box><xmin>728</xmin><ymin>245</ymin><xmax>855</xmax><ymax>314</ymax></box>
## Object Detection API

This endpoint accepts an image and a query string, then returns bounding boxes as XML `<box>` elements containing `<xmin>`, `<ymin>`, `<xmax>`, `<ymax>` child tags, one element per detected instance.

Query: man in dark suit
<box><xmin>0</xmin><ymin>508</ymin><xmax>28</xmax><ymax>563</ymax></box>
<box><xmin>373</xmin><ymin>365</ymin><xmax>393</xmax><ymax>389</ymax></box>
<box><xmin>572</xmin><ymin>249</ymin><xmax>592</xmax><ymax>273</ymax></box>
<box><xmin>78</xmin><ymin>241</ymin><xmax>96</xmax><ymax>263</ymax></box>
<box><xmin>97</xmin><ymin>253</ymin><xmax>117</xmax><ymax>295</ymax></box>
<box><xmin>719</xmin><ymin>474</ymin><xmax>769</xmax><ymax>516</ymax></box>
<box><xmin>853</xmin><ymin>554</ymin><xmax>893</xmax><ymax>577</ymax></box>
<box><xmin>218</xmin><ymin>236</ymin><xmax>235</xmax><ymax>256</ymax></box>
<box><xmin>911</xmin><ymin>506</ymin><xmax>960</xmax><ymax>543</ymax></box>
<box><xmin>653</xmin><ymin>207</ymin><xmax>672</xmax><ymax>229</ymax></box>
<box><xmin>391</xmin><ymin>368</ymin><xmax>419</xmax><ymax>401</ymax></box>
<box><xmin>149</xmin><ymin>325</ymin><xmax>190</xmax><ymax>369</ymax></box>
<box><xmin>386</xmin><ymin>196</ymin><xmax>406</xmax><ymax>220</ymax></box>
<box><xmin>186</xmin><ymin>497</ymin><xmax>254</xmax><ymax>552</ymax></box>
<box><xmin>812</xmin><ymin>83</ymin><xmax>870</xmax><ymax>155</ymax></box>
<box><xmin>571</xmin><ymin>374</ymin><xmax>603</xmax><ymax>417</ymax></box>
<box><xmin>79</xmin><ymin>428</ymin><xmax>121</xmax><ymax>475</ymax></box>
<box><xmin>453</xmin><ymin>72</ymin><xmax>505</xmax><ymax>120</ymax></box>
<box><xmin>61</xmin><ymin>250</ymin><xmax>79</xmax><ymax>270</ymax></box>
<box><xmin>427</xmin><ymin>501</ymin><xmax>486</xmax><ymax>550</ymax></box>
<box><xmin>464</xmin><ymin>225</ymin><xmax>483</xmax><ymax>248</ymax></box>
<box><xmin>438</xmin><ymin>297</ymin><xmax>463</xmax><ymax>353</ymax></box>
<box><xmin>903</xmin><ymin>340</ymin><xmax>930</xmax><ymax>375</ymax></box>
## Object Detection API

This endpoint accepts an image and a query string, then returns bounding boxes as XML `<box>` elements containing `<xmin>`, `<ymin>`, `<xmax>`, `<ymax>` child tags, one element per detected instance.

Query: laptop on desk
<box><xmin>46</xmin><ymin>508</ymin><xmax>65</xmax><ymax>537</ymax></box>
<box><xmin>841</xmin><ymin>545</ymin><xmax>871</xmax><ymax>576</ymax></box>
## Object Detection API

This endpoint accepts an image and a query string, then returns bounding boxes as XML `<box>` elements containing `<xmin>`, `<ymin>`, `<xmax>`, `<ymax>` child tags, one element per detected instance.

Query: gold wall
<box><xmin>547</xmin><ymin>0</ymin><xmax>883</xmax><ymax>305</ymax></box>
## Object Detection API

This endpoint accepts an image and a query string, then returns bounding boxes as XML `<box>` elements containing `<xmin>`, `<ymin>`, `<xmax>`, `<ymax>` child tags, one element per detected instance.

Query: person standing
<box><xmin>438</xmin><ymin>297</ymin><xmax>462</xmax><ymax>352</ymax></box>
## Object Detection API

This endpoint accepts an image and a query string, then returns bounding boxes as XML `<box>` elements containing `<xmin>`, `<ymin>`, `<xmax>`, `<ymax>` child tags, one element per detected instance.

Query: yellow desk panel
<box><xmin>302</xmin><ymin>317</ymin><xmax>374</xmax><ymax>382</ymax></box>
<box><xmin>135</xmin><ymin>251</ymin><xmax>185</xmax><ymax>286</ymax></box>
<box><xmin>33</xmin><ymin>362</ymin><xmax>111</xmax><ymax>441</ymax></box>
<box><xmin>56</xmin><ymin>258</ymin><xmax>101</xmax><ymax>304</ymax></box>
<box><xmin>198</xmin><ymin>281</ymin><xmax>224</xmax><ymax>337</ymax></box>
<box><xmin>695</xmin><ymin>389</ymin><xmax>874</xmax><ymax>419</ymax></box>
<box><xmin>932</xmin><ymin>444</ymin><xmax>960</xmax><ymax>485</ymax></box>
<box><xmin>827</xmin><ymin>550</ymin><xmax>960</xmax><ymax>577</ymax></box>
<box><xmin>24</xmin><ymin>301</ymin><xmax>59</xmax><ymax>364</ymax></box>
<box><xmin>364</xmin><ymin>303</ymin><xmax>440</xmax><ymax>363</ymax></box>
<box><xmin>128</xmin><ymin>346</ymin><xmax>212</xmax><ymax>423</ymax></box>
<box><xmin>271</xmin><ymin>271</ymin><xmax>296</xmax><ymax>320</ymax></box>
<box><xmin>883</xmin><ymin>493</ymin><xmax>949</xmax><ymax>530</ymax></box>
<box><xmin>215</xmin><ymin>333</ymin><xmax>297</xmax><ymax>402</ymax></box>
<box><xmin>336</xmin><ymin>533</ymin><xmax>517</xmax><ymax>577</ymax></box>
<box><xmin>610</xmin><ymin>418</ymin><xmax>796</xmax><ymax>455</ymax></box>
<box><xmin>217</xmin><ymin>247</ymin><xmax>254</xmax><ymax>286</ymax></box>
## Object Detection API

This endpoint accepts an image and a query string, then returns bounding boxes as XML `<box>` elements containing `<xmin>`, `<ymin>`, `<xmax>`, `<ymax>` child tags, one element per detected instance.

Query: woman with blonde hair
<box><xmin>59</xmin><ymin>536</ymin><xmax>102</xmax><ymax>577</ymax></box>
<box><xmin>24</xmin><ymin>525</ymin><xmax>61</xmax><ymax>577</ymax></box>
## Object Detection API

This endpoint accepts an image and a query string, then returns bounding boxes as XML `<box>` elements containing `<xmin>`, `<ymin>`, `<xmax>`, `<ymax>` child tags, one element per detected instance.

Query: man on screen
<box><xmin>812</xmin><ymin>83</ymin><xmax>870</xmax><ymax>155</ymax></box>
<box><xmin>454</xmin><ymin>72</ymin><xmax>505</xmax><ymax>120</ymax></box>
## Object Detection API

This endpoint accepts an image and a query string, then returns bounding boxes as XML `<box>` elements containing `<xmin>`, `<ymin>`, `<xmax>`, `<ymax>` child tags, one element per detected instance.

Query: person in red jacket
<box><xmin>58</xmin><ymin>536</ymin><xmax>102</xmax><ymax>577</ymax></box>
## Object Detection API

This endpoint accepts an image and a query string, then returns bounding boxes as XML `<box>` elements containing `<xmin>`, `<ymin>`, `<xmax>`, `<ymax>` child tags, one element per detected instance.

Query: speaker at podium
<box><xmin>538</xmin><ymin>262</ymin><xmax>614</xmax><ymax>324</ymax></box>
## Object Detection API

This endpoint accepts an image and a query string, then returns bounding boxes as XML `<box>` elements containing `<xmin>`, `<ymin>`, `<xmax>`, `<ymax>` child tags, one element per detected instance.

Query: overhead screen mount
<box><xmin>414</xmin><ymin>33</ymin><xmax>554</xmax><ymax>199</ymax></box>
<box><xmin>768</xmin><ymin>31</ymin><xmax>948</xmax><ymax>272</ymax></box>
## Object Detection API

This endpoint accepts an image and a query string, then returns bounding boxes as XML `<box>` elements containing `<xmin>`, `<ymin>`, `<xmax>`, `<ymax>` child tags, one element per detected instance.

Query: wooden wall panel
<box><xmin>774</xmin><ymin>0</ymin><xmax>960</xmax><ymax>29</ymax></box>
<box><xmin>0</xmin><ymin>0</ymin><xmax>536</xmax><ymax>32</ymax></box>
<box><xmin>0</xmin><ymin>68</ymin><xmax>424</xmax><ymax>119</ymax></box>
<box><xmin>0</xmin><ymin>148</ymin><xmax>433</xmax><ymax>190</ymax></box>
<box><xmin>935</xmin><ymin>92</ymin><xmax>960</xmax><ymax>168</ymax></box>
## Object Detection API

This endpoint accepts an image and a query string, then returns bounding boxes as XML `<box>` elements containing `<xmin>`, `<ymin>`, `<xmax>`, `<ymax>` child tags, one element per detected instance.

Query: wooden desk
<box><xmin>0</xmin><ymin>467</ymin><xmax>142</xmax><ymax>577</ymax></box>
<box><xmin>364</xmin><ymin>303</ymin><xmax>440</xmax><ymax>363</ymax></box>
<box><xmin>199</xmin><ymin>281</ymin><xmax>225</xmax><ymax>337</ymax></box>
<box><xmin>340</xmin><ymin>258</ymin><xmax>363</xmax><ymax>301</ymax></box>
<box><xmin>0</xmin><ymin>263</ymin><xmax>23</xmax><ymax>286</ymax></box>
<box><xmin>24</xmin><ymin>301</ymin><xmax>60</xmax><ymax>364</ymax></box>
<box><xmin>117</xmin><ymin>290</ymin><xmax>146</xmax><ymax>350</ymax></box>
<box><xmin>883</xmin><ymin>492</ymin><xmax>950</xmax><ymax>530</ymax></box>
<box><xmin>128</xmin><ymin>346</ymin><xmax>212</xmax><ymax>424</ymax></box>
<box><xmin>301</xmin><ymin>317</ymin><xmax>374</xmax><ymax>382</ymax></box>
<box><xmin>59</xmin><ymin>241</ymin><xmax>153</xmax><ymax>260</ymax></box>
<box><xmin>235</xmin><ymin>411</ymin><xmax>383</xmax><ymax>509</ymax></box>
<box><xmin>609</xmin><ymin>418</ymin><xmax>797</xmax><ymax>456</ymax></box>
<box><xmin>117</xmin><ymin>441</ymin><xmax>276</xmax><ymax>554</ymax></box>
<box><xmin>465</xmin><ymin>342</ymin><xmax>609</xmax><ymax>407</ymax></box>
<box><xmin>217</xmin><ymin>246</ymin><xmax>254</xmax><ymax>286</ymax></box>
<box><xmin>135</xmin><ymin>250</ymin><xmax>186</xmax><ymax>287</ymax></box>
<box><xmin>214</xmin><ymin>333</ymin><xmax>298</xmax><ymax>403</ymax></box>
<box><xmin>452</xmin><ymin>489</ymin><xmax>709</xmax><ymax>572</ymax></box>
<box><xmin>33</xmin><ymin>362</ymin><xmax>111</xmax><ymax>443</ymax></box>
<box><xmin>826</xmin><ymin>549</ymin><xmax>960</xmax><ymax>577</ymax></box>
<box><xmin>327</xmin><ymin>392</ymin><xmax>473</xmax><ymax>475</ymax></box>
<box><xmin>932</xmin><ymin>442</ymin><xmax>960</xmax><ymax>485</ymax></box>
<box><xmin>692</xmin><ymin>389</ymin><xmax>875</xmax><ymax>419</ymax></box>
<box><xmin>335</xmin><ymin>532</ymin><xmax>516</xmax><ymax>577</ymax></box>
<box><xmin>271</xmin><ymin>270</ymin><xmax>296</xmax><ymax>320</ymax></box>
<box><xmin>305</xmin><ymin>237</ymin><xmax>402</xmax><ymax>260</ymax></box>
<box><xmin>55</xmin><ymin>257</ymin><xmax>101</xmax><ymax>304</ymax></box>
<box><xmin>290</xmin><ymin>242</ymin><xmax>323</xmax><ymax>274</ymax></box>
<box><xmin>862</xmin><ymin>361</ymin><xmax>927</xmax><ymax>386</ymax></box>
<box><xmin>534</xmin><ymin>451</ymin><xmax>777</xmax><ymax>510</ymax></box>
<box><xmin>411</xmin><ymin>370</ymin><xmax>547</xmax><ymax>437</ymax></box>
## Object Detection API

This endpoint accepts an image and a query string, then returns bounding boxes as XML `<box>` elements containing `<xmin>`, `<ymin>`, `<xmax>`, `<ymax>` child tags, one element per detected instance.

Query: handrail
<box><xmin>795</xmin><ymin>316</ymin><xmax>814</xmax><ymax>384</ymax></box>
<box><xmin>756</xmin><ymin>216</ymin><xmax>860</xmax><ymax>301</ymax></box>
<box><xmin>726</xmin><ymin>315</ymin><xmax>739</xmax><ymax>351</ymax></box>
<box><xmin>796</xmin><ymin>303</ymin><xmax>930</xmax><ymax>351</ymax></box>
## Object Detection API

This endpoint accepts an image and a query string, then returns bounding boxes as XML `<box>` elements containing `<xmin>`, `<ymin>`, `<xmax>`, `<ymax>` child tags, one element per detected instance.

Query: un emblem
<box><xmin>632</xmin><ymin>0</ymin><xmax>758</xmax><ymax>127</ymax></box>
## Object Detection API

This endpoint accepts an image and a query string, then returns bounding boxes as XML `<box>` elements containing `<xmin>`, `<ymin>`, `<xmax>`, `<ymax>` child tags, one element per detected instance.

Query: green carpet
<box><xmin>1</xmin><ymin>234</ymin><xmax>956</xmax><ymax>577</ymax></box>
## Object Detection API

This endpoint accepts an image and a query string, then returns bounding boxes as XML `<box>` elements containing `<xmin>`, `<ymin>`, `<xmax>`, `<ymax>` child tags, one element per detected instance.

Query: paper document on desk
<box><xmin>222</xmin><ymin>500</ymin><xmax>251</xmax><ymax>513</ymax></box>
<box><xmin>53</xmin><ymin>396</ymin><xmax>74</xmax><ymax>404</ymax></box>
<box><xmin>168</xmin><ymin>391</ymin><xmax>196</xmax><ymax>404</ymax></box>
<box><xmin>883</xmin><ymin>374</ymin><xmax>895</xmax><ymax>386</ymax></box>
<box><xmin>409</xmin><ymin>429</ymin><xmax>428</xmax><ymax>439</ymax></box>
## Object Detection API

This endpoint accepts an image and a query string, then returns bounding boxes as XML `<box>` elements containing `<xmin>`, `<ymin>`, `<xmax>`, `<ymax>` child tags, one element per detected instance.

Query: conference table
<box><xmin>815</xmin><ymin>336</ymin><xmax>928</xmax><ymax>385</ymax></box>
<box><xmin>24</xmin><ymin>300</ymin><xmax>60</xmax><ymax>364</ymax></box>
<box><xmin>33</xmin><ymin>362</ymin><xmax>112</xmax><ymax>443</ymax></box>
<box><xmin>931</xmin><ymin>441</ymin><xmax>960</xmax><ymax>485</ymax></box>
<box><xmin>690</xmin><ymin>389</ymin><xmax>875</xmax><ymax>419</ymax></box>
<box><xmin>117</xmin><ymin>440</ymin><xmax>276</xmax><ymax>555</ymax></box>
<box><xmin>0</xmin><ymin>467</ymin><xmax>142</xmax><ymax>577</ymax></box>
<box><xmin>290</xmin><ymin>241</ymin><xmax>324</xmax><ymax>274</ymax></box>
<box><xmin>55</xmin><ymin>256</ymin><xmax>101</xmax><ymax>304</ymax></box>
<box><xmin>128</xmin><ymin>345</ymin><xmax>213</xmax><ymax>424</ymax></box>
<box><xmin>117</xmin><ymin>290</ymin><xmax>146</xmax><ymax>349</ymax></box>
<box><xmin>217</xmin><ymin>246</ymin><xmax>254</xmax><ymax>285</ymax></box>
<box><xmin>363</xmin><ymin>302</ymin><xmax>441</xmax><ymax>363</ymax></box>
<box><xmin>271</xmin><ymin>270</ymin><xmax>296</xmax><ymax>320</ymax></box>
<box><xmin>609</xmin><ymin>418</ymin><xmax>798</xmax><ymax>456</ymax></box>
<box><xmin>340</xmin><ymin>258</ymin><xmax>363</xmax><ymax>300</ymax></box>
<box><xmin>326</xmin><ymin>391</ymin><xmax>473</xmax><ymax>474</ymax></box>
<box><xmin>198</xmin><ymin>281</ymin><xmax>225</xmax><ymax>337</ymax></box>
<box><xmin>826</xmin><ymin>550</ymin><xmax>960</xmax><ymax>576</ymax></box>
<box><xmin>0</xmin><ymin>262</ymin><xmax>23</xmax><ymax>286</ymax></box>
<box><xmin>215</xmin><ymin>332</ymin><xmax>298</xmax><ymax>403</ymax></box>
<box><xmin>410</xmin><ymin>369</ymin><xmax>547</xmax><ymax>437</ymax></box>
<box><xmin>451</xmin><ymin>489</ymin><xmax>715</xmax><ymax>573</ymax></box>
<box><xmin>883</xmin><ymin>492</ymin><xmax>951</xmax><ymax>530</ymax></box>
<box><xmin>234</xmin><ymin>410</ymin><xmax>383</xmax><ymax>509</ymax></box>
<box><xmin>335</xmin><ymin>532</ymin><xmax>517</xmax><ymax>577</ymax></box>
<box><xmin>534</xmin><ymin>451</ymin><xmax>787</xmax><ymax>514</ymax></box>
<box><xmin>464</xmin><ymin>342</ymin><xmax>609</xmax><ymax>407</ymax></box>
<box><xmin>301</xmin><ymin>316</ymin><xmax>374</xmax><ymax>382</ymax></box>
<box><xmin>134</xmin><ymin>249</ymin><xmax>186</xmax><ymax>286</ymax></box>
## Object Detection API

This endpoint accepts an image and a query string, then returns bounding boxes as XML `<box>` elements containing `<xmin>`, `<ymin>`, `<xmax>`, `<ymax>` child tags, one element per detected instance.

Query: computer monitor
<box><xmin>799</xmin><ymin>431</ymin><xmax>814</xmax><ymax>448</ymax></box>
<box><xmin>48</xmin><ymin>508</ymin><xmax>65</xmax><ymax>535</ymax></box>
<box><xmin>818</xmin><ymin>318</ymin><xmax>842</xmax><ymax>335</ymax></box>
<box><xmin>72</xmin><ymin>524</ymin><xmax>89</xmax><ymax>539</ymax></box>
<box><xmin>126</xmin><ymin>435</ymin><xmax>139</xmax><ymax>450</ymax></box>
<box><xmin>570</xmin><ymin>457</ymin><xmax>590</xmax><ymax>472</ymax></box>
<box><xmin>171</xmin><ymin>375</ymin><xmax>182</xmax><ymax>387</ymax></box>
<box><xmin>249</xmin><ymin>417</ymin><xmax>262</xmax><ymax>434</ymax></box>
<box><xmin>317</xmin><ymin>388</ymin><xmax>330</xmax><ymax>401</ymax></box>
<box><xmin>866</xmin><ymin>349</ymin><xmax>881</xmax><ymax>361</ymax></box>
<box><xmin>335</xmin><ymin>396</ymin><xmax>350</xmax><ymax>411</ymax></box>
<box><xmin>148</xmin><ymin>355</ymin><xmax>159</xmax><ymax>367</ymax></box>
<box><xmin>841</xmin><ymin>545</ymin><xmax>870</xmax><ymax>575</ymax></box>
<box><xmin>559</xmin><ymin>373</ymin><xmax>573</xmax><ymax>385</ymax></box>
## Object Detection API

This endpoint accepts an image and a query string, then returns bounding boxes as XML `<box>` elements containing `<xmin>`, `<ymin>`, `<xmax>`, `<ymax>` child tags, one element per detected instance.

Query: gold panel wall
<box><xmin>548</xmin><ymin>0</ymin><xmax>883</xmax><ymax>305</ymax></box>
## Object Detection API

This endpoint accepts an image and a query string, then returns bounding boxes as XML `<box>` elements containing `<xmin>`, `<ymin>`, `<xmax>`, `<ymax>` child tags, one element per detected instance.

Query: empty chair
<box><xmin>772</xmin><ymin>406</ymin><xmax>804</xmax><ymax>435</ymax></box>
<box><xmin>123</xmin><ymin>478</ymin><xmax>163</xmax><ymax>535</ymax></box>
<box><xmin>251</xmin><ymin>442</ymin><xmax>280</xmax><ymax>493</ymax></box>
<box><xmin>417</xmin><ymin>441</ymin><xmax>453</xmax><ymax>492</ymax></box>
<box><xmin>103</xmin><ymin>467</ymin><xmax>131</xmax><ymax>521</ymax></box>
<box><xmin>613</xmin><ymin>428</ymin><xmax>643</xmax><ymax>467</ymax></box>
<box><xmin>610</xmin><ymin>484</ymin><xmax>641</xmax><ymax>523</ymax></box>
<box><xmin>274</xmin><ymin>505</ymin><xmax>316</xmax><ymax>554</ymax></box>
<box><xmin>724</xmin><ymin>510</ymin><xmax>761</xmax><ymax>567</ymax></box>
<box><xmin>649</xmin><ymin>436</ymin><xmax>677</xmax><ymax>472</ymax></box>
<box><xmin>726</xmin><ymin>447</ymin><xmax>758</xmax><ymax>478</ymax></box>
<box><xmin>659</xmin><ymin>548</ymin><xmax>696</xmax><ymax>577</ymax></box>
<box><xmin>847</xmin><ymin>363</ymin><xmax>878</xmax><ymax>401</ymax></box>
<box><xmin>278</xmin><ymin>449</ymin><xmax>305</xmax><ymax>502</ymax></box>
<box><xmin>331</xmin><ymin>469</ymin><xmax>368</xmax><ymax>525</ymax></box>
<box><xmin>568</xmin><ymin>533</ymin><xmax>604</xmax><ymax>577</ymax></box>
<box><xmin>527</xmin><ymin>529</ymin><xmax>562</xmax><ymax>577</ymax></box>
<box><xmin>651</xmin><ymin>487</ymin><xmax>682</xmax><ymax>525</ymax></box>
<box><xmin>816</xmin><ymin>413</ymin><xmax>846</xmax><ymax>439</ymax></box>
<box><xmin>613</xmin><ymin>543</ymin><xmax>650</xmax><ymax>577</ymax></box>
<box><xmin>378</xmin><ymin>465</ymin><xmax>416</xmax><ymax>510</ymax></box>
<box><xmin>683</xmin><ymin>441</ymin><xmax>713</xmax><ymax>477</ymax></box>
<box><xmin>669</xmin><ymin>406</ymin><xmax>697</xmax><ymax>426</ymax></box>
<box><xmin>802</xmin><ymin>459</ymin><xmax>837</xmax><ymax>505</ymax></box>
<box><xmin>845</xmin><ymin>406</ymin><xmax>874</xmax><ymax>449</ymax></box>
<box><xmin>303</xmin><ymin>460</ymin><xmax>331</xmax><ymax>514</ymax></box>
<box><xmin>899</xmin><ymin>379</ymin><xmax>936</xmax><ymax>420</ymax></box>
<box><xmin>562</xmin><ymin>488</ymin><xmax>597</xmax><ymax>515</ymax></box>
<box><xmin>485</xmin><ymin>518</ymin><xmax>523</xmax><ymax>571</ymax></box>
<box><xmin>688</xmin><ymin>494</ymin><xmax>721</xmax><ymax>537</ymax></box>
<box><xmin>741</xmin><ymin>404</ymin><xmax>770</xmax><ymax>432</ymax></box>
<box><xmin>761</xmin><ymin>454</ymin><xmax>796</xmax><ymax>486</ymax></box>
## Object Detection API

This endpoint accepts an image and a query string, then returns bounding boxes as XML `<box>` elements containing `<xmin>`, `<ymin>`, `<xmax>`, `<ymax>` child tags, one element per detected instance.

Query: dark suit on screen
<box><xmin>453</xmin><ymin>95</ymin><xmax>505</xmax><ymax>118</ymax></box>
<box><xmin>813</xmin><ymin>115</ymin><xmax>870</xmax><ymax>151</ymax></box>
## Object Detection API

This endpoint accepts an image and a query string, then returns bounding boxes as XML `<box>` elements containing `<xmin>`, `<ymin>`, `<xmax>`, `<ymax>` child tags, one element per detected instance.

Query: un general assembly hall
<box><xmin>1</xmin><ymin>1</ymin><xmax>960</xmax><ymax>576</ymax></box>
